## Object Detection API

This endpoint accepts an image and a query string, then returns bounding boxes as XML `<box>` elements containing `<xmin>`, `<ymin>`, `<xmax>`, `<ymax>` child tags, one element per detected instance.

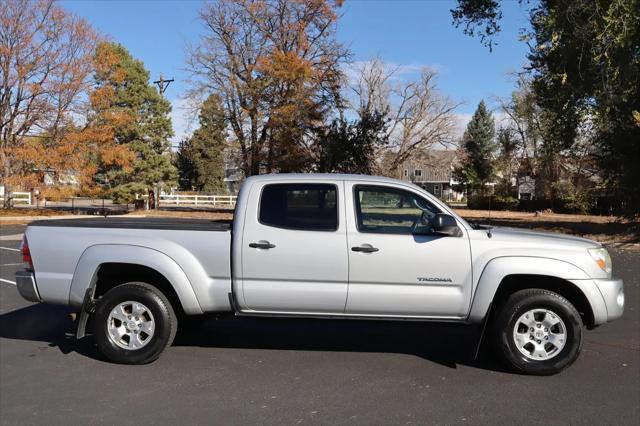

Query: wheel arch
<box><xmin>93</xmin><ymin>263</ymin><xmax>185</xmax><ymax>317</ymax></box>
<box><xmin>468</xmin><ymin>257</ymin><xmax>607</xmax><ymax>328</ymax></box>
<box><xmin>491</xmin><ymin>275</ymin><xmax>595</xmax><ymax>328</ymax></box>
<box><xmin>69</xmin><ymin>244</ymin><xmax>203</xmax><ymax>315</ymax></box>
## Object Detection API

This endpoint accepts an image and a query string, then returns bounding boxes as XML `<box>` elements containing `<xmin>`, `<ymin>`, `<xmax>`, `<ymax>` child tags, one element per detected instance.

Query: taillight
<box><xmin>21</xmin><ymin>235</ymin><xmax>33</xmax><ymax>270</ymax></box>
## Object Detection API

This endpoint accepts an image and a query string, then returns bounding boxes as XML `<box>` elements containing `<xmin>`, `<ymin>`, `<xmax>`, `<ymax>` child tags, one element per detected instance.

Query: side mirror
<box><xmin>433</xmin><ymin>213</ymin><xmax>461</xmax><ymax>237</ymax></box>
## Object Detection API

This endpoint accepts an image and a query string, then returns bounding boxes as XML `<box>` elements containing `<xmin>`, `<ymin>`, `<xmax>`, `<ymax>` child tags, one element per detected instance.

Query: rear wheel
<box><xmin>492</xmin><ymin>288</ymin><xmax>583</xmax><ymax>375</ymax></box>
<box><xmin>93</xmin><ymin>282</ymin><xmax>177</xmax><ymax>364</ymax></box>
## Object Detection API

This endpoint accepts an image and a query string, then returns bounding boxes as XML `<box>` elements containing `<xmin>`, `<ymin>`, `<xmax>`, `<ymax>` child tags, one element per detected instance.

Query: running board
<box><xmin>233</xmin><ymin>309</ymin><xmax>467</xmax><ymax>323</ymax></box>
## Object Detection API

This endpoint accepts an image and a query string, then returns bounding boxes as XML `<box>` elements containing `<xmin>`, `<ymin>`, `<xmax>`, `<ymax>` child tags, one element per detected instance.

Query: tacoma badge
<box><xmin>417</xmin><ymin>277</ymin><xmax>453</xmax><ymax>283</ymax></box>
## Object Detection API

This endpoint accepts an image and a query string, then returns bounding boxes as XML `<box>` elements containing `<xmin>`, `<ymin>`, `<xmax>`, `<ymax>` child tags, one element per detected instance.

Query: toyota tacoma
<box><xmin>16</xmin><ymin>174</ymin><xmax>624</xmax><ymax>374</ymax></box>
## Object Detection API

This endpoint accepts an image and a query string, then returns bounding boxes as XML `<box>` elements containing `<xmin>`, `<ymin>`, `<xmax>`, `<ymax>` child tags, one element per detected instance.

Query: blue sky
<box><xmin>61</xmin><ymin>0</ymin><xmax>532</xmax><ymax>145</ymax></box>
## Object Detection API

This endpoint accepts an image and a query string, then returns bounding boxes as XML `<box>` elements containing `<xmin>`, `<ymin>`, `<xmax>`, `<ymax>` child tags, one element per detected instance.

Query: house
<box><xmin>517</xmin><ymin>174</ymin><xmax>535</xmax><ymax>200</ymax></box>
<box><xmin>399</xmin><ymin>150</ymin><xmax>465</xmax><ymax>202</ymax></box>
<box><xmin>514</xmin><ymin>151</ymin><xmax>600</xmax><ymax>201</ymax></box>
<box><xmin>223</xmin><ymin>166</ymin><xmax>243</xmax><ymax>194</ymax></box>
<box><xmin>42</xmin><ymin>169</ymin><xmax>79</xmax><ymax>187</ymax></box>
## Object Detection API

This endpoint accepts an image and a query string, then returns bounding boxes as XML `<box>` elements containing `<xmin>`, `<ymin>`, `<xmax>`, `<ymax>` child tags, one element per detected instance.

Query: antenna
<box><xmin>153</xmin><ymin>74</ymin><xmax>174</xmax><ymax>97</ymax></box>
<box><xmin>487</xmin><ymin>188</ymin><xmax>493</xmax><ymax>238</ymax></box>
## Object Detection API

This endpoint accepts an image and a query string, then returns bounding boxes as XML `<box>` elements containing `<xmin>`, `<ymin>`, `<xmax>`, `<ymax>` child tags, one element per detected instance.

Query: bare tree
<box><xmin>0</xmin><ymin>0</ymin><xmax>98</xmax><ymax>204</ymax></box>
<box><xmin>351</xmin><ymin>58</ymin><xmax>461</xmax><ymax>176</ymax></box>
<box><xmin>495</xmin><ymin>76</ymin><xmax>554</xmax><ymax>197</ymax></box>
<box><xmin>498</xmin><ymin>76</ymin><xmax>600</xmax><ymax>201</ymax></box>
<box><xmin>186</xmin><ymin>0</ymin><xmax>348</xmax><ymax>176</ymax></box>
<box><xmin>495</xmin><ymin>76</ymin><xmax>542</xmax><ymax>164</ymax></box>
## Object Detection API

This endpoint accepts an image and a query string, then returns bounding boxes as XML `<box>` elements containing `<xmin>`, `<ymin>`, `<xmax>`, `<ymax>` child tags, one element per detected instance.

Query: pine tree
<box><xmin>455</xmin><ymin>100</ymin><xmax>496</xmax><ymax>194</ymax></box>
<box><xmin>176</xmin><ymin>138</ymin><xmax>196</xmax><ymax>190</ymax></box>
<box><xmin>177</xmin><ymin>94</ymin><xmax>227</xmax><ymax>193</ymax></box>
<box><xmin>94</xmin><ymin>42</ymin><xmax>177</xmax><ymax>202</ymax></box>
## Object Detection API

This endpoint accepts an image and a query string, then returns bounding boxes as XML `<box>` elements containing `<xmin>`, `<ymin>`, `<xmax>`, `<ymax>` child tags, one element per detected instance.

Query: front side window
<box><xmin>259</xmin><ymin>183</ymin><xmax>338</xmax><ymax>231</ymax></box>
<box><xmin>354</xmin><ymin>185</ymin><xmax>440</xmax><ymax>234</ymax></box>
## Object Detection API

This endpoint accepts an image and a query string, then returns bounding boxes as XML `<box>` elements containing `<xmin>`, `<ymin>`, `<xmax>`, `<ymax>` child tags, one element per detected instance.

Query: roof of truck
<box><xmin>244</xmin><ymin>173</ymin><xmax>414</xmax><ymax>185</ymax></box>
<box><xmin>242</xmin><ymin>173</ymin><xmax>467</xmax><ymax>228</ymax></box>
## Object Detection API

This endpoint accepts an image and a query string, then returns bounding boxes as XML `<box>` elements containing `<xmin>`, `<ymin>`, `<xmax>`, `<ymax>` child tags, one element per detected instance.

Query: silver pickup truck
<box><xmin>16</xmin><ymin>174</ymin><xmax>624</xmax><ymax>374</ymax></box>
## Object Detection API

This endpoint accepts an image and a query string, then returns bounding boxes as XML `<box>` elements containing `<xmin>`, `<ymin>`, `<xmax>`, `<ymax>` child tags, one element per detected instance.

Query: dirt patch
<box><xmin>0</xmin><ymin>208</ymin><xmax>72</xmax><ymax>224</ymax></box>
<box><xmin>0</xmin><ymin>208</ymin><xmax>69</xmax><ymax>217</ymax></box>
<box><xmin>457</xmin><ymin>209</ymin><xmax>639</xmax><ymax>249</ymax></box>
<box><xmin>127</xmin><ymin>208</ymin><xmax>234</xmax><ymax>221</ymax></box>
<box><xmin>458</xmin><ymin>209</ymin><xmax>622</xmax><ymax>224</ymax></box>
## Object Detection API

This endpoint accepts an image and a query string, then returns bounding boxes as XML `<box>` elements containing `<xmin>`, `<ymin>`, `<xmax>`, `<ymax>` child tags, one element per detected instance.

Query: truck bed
<box><xmin>25</xmin><ymin>215</ymin><xmax>233</xmax><ymax>313</ymax></box>
<box><xmin>29</xmin><ymin>217</ymin><xmax>233</xmax><ymax>231</ymax></box>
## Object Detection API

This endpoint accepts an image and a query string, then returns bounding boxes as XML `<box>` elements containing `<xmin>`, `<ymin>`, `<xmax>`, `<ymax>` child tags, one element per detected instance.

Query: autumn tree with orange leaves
<box><xmin>0</xmin><ymin>0</ymin><xmax>132</xmax><ymax>205</ymax></box>
<box><xmin>187</xmin><ymin>0</ymin><xmax>348</xmax><ymax>176</ymax></box>
<box><xmin>61</xmin><ymin>44</ymin><xmax>136</xmax><ymax>194</ymax></box>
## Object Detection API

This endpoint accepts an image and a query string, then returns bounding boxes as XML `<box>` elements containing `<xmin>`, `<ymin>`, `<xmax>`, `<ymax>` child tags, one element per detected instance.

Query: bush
<box><xmin>109</xmin><ymin>183</ymin><xmax>147</xmax><ymax>205</ymax></box>
<box><xmin>76</xmin><ymin>186</ymin><xmax>109</xmax><ymax>199</ymax></box>
<box><xmin>469</xmin><ymin>188</ymin><xmax>595</xmax><ymax>214</ymax></box>
<box><xmin>39</xmin><ymin>186</ymin><xmax>76</xmax><ymax>201</ymax></box>
<box><xmin>468</xmin><ymin>195</ymin><xmax>518</xmax><ymax>211</ymax></box>
<box><xmin>494</xmin><ymin>195</ymin><xmax>519</xmax><ymax>210</ymax></box>
<box><xmin>551</xmin><ymin>181</ymin><xmax>593</xmax><ymax>214</ymax></box>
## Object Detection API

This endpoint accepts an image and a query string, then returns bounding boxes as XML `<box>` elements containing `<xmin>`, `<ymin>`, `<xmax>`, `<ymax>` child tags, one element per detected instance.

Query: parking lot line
<box><xmin>0</xmin><ymin>247</ymin><xmax>20</xmax><ymax>252</ymax></box>
<box><xmin>0</xmin><ymin>278</ymin><xmax>16</xmax><ymax>285</ymax></box>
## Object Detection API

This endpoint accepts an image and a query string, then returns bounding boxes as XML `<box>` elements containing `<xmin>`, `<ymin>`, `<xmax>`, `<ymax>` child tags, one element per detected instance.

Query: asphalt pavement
<box><xmin>0</xmin><ymin>223</ymin><xmax>638</xmax><ymax>425</ymax></box>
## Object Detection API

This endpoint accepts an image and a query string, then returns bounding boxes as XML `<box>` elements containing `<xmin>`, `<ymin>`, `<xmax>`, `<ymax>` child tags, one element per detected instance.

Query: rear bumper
<box><xmin>15</xmin><ymin>270</ymin><xmax>41</xmax><ymax>303</ymax></box>
<box><xmin>594</xmin><ymin>278</ymin><xmax>624</xmax><ymax>323</ymax></box>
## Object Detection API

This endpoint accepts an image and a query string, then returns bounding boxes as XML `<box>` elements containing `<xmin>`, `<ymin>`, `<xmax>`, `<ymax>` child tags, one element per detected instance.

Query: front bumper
<box><xmin>594</xmin><ymin>278</ymin><xmax>624</xmax><ymax>322</ymax></box>
<box><xmin>15</xmin><ymin>270</ymin><xmax>41</xmax><ymax>303</ymax></box>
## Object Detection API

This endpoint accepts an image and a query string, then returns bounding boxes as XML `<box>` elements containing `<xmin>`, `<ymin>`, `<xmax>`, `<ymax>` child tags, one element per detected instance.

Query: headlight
<box><xmin>588</xmin><ymin>247</ymin><xmax>612</xmax><ymax>274</ymax></box>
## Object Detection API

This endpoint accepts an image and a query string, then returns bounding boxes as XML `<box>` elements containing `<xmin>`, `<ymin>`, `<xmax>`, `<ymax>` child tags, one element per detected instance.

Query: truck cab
<box><xmin>233</xmin><ymin>174</ymin><xmax>473</xmax><ymax>318</ymax></box>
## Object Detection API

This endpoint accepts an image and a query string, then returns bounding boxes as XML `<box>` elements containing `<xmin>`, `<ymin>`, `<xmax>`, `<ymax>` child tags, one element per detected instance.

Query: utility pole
<box><xmin>153</xmin><ymin>74</ymin><xmax>174</xmax><ymax>97</ymax></box>
<box><xmin>151</xmin><ymin>73</ymin><xmax>174</xmax><ymax>210</ymax></box>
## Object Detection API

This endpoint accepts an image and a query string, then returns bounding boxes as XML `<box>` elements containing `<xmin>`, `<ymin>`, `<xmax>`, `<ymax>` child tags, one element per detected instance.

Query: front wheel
<box><xmin>93</xmin><ymin>282</ymin><xmax>178</xmax><ymax>364</ymax></box>
<box><xmin>491</xmin><ymin>288</ymin><xmax>583</xmax><ymax>375</ymax></box>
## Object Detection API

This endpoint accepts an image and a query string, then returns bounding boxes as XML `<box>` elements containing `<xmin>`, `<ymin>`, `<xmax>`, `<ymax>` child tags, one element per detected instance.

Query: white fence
<box><xmin>5</xmin><ymin>192</ymin><xmax>32</xmax><ymax>205</ymax></box>
<box><xmin>159</xmin><ymin>194</ymin><xmax>237</xmax><ymax>207</ymax></box>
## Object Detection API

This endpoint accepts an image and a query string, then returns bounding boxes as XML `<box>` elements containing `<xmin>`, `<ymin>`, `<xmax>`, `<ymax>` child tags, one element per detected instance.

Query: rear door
<box><xmin>344</xmin><ymin>182</ymin><xmax>473</xmax><ymax>318</ymax></box>
<box><xmin>239</xmin><ymin>181</ymin><xmax>349</xmax><ymax>313</ymax></box>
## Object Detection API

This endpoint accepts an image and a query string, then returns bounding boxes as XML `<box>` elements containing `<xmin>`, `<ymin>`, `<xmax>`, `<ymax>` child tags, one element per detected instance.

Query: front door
<box><xmin>345</xmin><ymin>183</ymin><xmax>472</xmax><ymax>318</ymax></box>
<box><xmin>240</xmin><ymin>181</ymin><xmax>348</xmax><ymax>313</ymax></box>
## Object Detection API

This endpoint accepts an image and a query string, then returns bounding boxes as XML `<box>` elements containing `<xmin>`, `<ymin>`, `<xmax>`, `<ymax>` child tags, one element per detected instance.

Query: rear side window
<box><xmin>259</xmin><ymin>183</ymin><xmax>338</xmax><ymax>231</ymax></box>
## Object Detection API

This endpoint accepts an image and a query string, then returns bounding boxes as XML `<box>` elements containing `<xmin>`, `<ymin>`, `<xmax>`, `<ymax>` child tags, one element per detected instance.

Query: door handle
<box><xmin>249</xmin><ymin>241</ymin><xmax>276</xmax><ymax>249</ymax></box>
<box><xmin>351</xmin><ymin>245</ymin><xmax>379</xmax><ymax>253</ymax></box>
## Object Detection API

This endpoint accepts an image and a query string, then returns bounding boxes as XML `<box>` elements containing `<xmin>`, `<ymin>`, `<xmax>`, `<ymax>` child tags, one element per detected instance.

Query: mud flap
<box><xmin>473</xmin><ymin>302</ymin><xmax>492</xmax><ymax>360</ymax></box>
<box><xmin>76</xmin><ymin>287</ymin><xmax>97</xmax><ymax>339</ymax></box>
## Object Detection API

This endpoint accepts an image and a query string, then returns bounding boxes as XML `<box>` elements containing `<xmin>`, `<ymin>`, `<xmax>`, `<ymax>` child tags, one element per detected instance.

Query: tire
<box><xmin>93</xmin><ymin>282</ymin><xmax>178</xmax><ymax>364</ymax></box>
<box><xmin>491</xmin><ymin>288</ymin><xmax>583</xmax><ymax>375</ymax></box>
